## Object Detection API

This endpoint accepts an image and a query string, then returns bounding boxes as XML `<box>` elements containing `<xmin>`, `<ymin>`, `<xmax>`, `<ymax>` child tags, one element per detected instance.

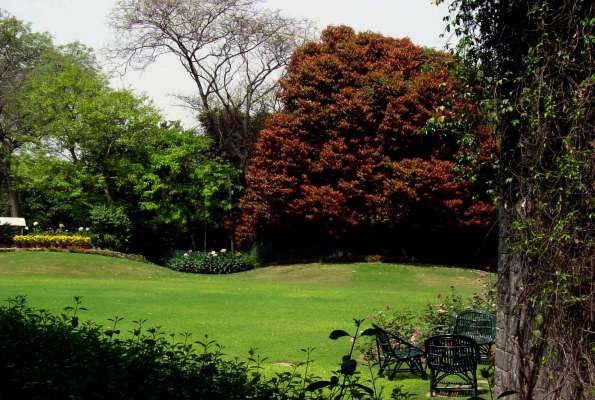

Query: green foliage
<box><xmin>0</xmin><ymin>295</ymin><xmax>261</xmax><ymax>399</ymax></box>
<box><xmin>8</xmin><ymin>38</ymin><xmax>240</xmax><ymax>258</ymax></box>
<box><xmin>0</xmin><ymin>11</ymin><xmax>53</xmax><ymax>217</ymax></box>
<box><xmin>0</xmin><ymin>222</ymin><xmax>18</xmax><ymax>243</ymax></box>
<box><xmin>89</xmin><ymin>204</ymin><xmax>132</xmax><ymax>251</ymax></box>
<box><xmin>166</xmin><ymin>250</ymin><xmax>253</xmax><ymax>274</ymax></box>
<box><xmin>240</xmin><ymin>253</ymin><xmax>263</xmax><ymax>269</ymax></box>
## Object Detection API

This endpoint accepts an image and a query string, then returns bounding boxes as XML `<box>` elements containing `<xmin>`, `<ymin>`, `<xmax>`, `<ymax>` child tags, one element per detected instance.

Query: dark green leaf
<box><xmin>341</xmin><ymin>359</ymin><xmax>357</xmax><ymax>375</ymax></box>
<box><xmin>329</xmin><ymin>330</ymin><xmax>350</xmax><ymax>340</ymax></box>
<box><xmin>352</xmin><ymin>383</ymin><xmax>374</xmax><ymax>396</ymax></box>
<box><xmin>306</xmin><ymin>381</ymin><xmax>332</xmax><ymax>391</ymax></box>
<box><xmin>360</xmin><ymin>328</ymin><xmax>376</xmax><ymax>337</ymax></box>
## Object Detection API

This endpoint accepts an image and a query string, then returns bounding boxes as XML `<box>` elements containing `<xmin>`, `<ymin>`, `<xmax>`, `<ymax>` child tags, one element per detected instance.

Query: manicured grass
<box><xmin>0</xmin><ymin>251</ymin><xmax>492</xmax><ymax>399</ymax></box>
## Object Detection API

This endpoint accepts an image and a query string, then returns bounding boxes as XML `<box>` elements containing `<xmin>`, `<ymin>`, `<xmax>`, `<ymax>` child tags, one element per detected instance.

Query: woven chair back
<box><xmin>424</xmin><ymin>334</ymin><xmax>480</xmax><ymax>373</ymax></box>
<box><xmin>451</xmin><ymin>310</ymin><xmax>496</xmax><ymax>344</ymax></box>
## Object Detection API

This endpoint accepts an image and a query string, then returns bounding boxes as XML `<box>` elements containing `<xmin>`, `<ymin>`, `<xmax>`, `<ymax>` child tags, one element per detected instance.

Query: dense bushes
<box><xmin>0</xmin><ymin>296</ymin><xmax>417</xmax><ymax>400</ymax></box>
<box><xmin>166</xmin><ymin>250</ymin><xmax>257</xmax><ymax>274</ymax></box>
<box><xmin>0</xmin><ymin>296</ymin><xmax>258</xmax><ymax>399</ymax></box>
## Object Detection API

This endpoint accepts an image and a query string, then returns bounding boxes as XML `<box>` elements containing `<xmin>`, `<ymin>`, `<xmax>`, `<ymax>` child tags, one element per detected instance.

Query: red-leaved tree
<box><xmin>237</xmin><ymin>26</ymin><xmax>497</xmax><ymax>246</ymax></box>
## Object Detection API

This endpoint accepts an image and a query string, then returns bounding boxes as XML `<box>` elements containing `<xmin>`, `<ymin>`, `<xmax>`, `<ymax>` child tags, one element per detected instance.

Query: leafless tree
<box><xmin>108</xmin><ymin>0</ymin><xmax>316</xmax><ymax>179</ymax></box>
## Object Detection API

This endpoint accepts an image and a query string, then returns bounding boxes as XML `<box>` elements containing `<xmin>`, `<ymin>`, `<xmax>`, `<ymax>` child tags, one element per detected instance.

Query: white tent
<box><xmin>0</xmin><ymin>217</ymin><xmax>27</xmax><ymax>235</ymax></box>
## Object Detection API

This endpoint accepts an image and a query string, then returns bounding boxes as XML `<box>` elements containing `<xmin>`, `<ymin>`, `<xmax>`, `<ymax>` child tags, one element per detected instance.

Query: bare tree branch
<box><xmin>107</xmin><ymin>0</ymin><xmax>317</xmax><ymax>178</ymax></box>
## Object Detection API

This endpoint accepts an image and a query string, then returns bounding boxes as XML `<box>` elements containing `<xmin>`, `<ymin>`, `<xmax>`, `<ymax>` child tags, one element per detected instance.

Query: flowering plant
<box><xmin>359</xmin><ymin>271</ymin><xmax>497</xmax><ymax>355</ymax></box>
<box><xmin>167</xmin><ymin>249</ymin><xmax>253</xmax><ymax>275</ymax></box>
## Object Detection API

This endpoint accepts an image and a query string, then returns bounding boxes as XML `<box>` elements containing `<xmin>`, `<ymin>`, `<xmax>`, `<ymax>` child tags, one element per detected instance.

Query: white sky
<box><xmin>0</xmin><ymin>0</ymin><xmax>453</xmax><ymax>129</ymax></box>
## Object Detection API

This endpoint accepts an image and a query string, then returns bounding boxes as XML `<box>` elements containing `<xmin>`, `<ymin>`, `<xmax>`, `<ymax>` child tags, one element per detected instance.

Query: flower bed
<box><xmin>166</xmin><ymin>249</ymin><xmax>254</xmax><ymax>274</ymax></box>
<box><xmin>13</xmin><ymin>235</ymin><xmax>92</xmax><ymax>249</ymax></box>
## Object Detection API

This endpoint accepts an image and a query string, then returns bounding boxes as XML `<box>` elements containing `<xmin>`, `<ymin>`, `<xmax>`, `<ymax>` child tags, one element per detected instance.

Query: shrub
<box><xmin>89</xmin><ymin>204</ymin><xmax>132</xmax><ymax>251</ymax></box>
<box><xmin>0</xmin><ymin>295</ymin><xmax>262</xmax><ymax>399</ymax></box>
<box><xmin>0</xmin><ymin>222</ymin><xmax>19</xmax><ymax>244</ymax></box>
<box><xmin>167</xmin><ymin>250</ymin><xmax>254</xmax><ymax>274</ymax></box>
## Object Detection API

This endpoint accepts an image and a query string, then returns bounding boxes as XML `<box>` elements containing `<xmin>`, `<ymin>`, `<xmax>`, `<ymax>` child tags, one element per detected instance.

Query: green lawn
<box><xmin>0</xmin><ymin>251</ymin><xmax>492</xmax><ymax>399</ymax></box>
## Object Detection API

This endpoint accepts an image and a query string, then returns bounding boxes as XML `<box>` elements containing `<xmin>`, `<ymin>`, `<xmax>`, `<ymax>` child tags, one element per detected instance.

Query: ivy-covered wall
<box><xmin>438</xmin><ymin>0</ymin><xmax>595</xmax><ymax>398</ymax></box>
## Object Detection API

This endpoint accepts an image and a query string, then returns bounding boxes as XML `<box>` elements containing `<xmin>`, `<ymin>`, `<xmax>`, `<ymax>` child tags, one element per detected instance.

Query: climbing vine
<box><xmin>437</xmin><ymin>0</ymin><xmax>595</xmax><ymax>398</ymax></box>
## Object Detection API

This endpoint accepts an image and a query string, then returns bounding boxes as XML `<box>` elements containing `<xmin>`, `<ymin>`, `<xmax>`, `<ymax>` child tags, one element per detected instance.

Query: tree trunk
<box><xmin>6</xmin><ymin>173</ymin><xmax>19</xmax><ymax>217</ymax></box>
<box><xmin>0</xmin><ymin>138</ymin><xmax>19</xmax><ymax>217</ymax></box>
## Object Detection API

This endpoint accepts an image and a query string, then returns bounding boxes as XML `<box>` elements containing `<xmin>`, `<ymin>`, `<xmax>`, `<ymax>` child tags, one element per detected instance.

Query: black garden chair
<box><xmin>450</xmin><ymin>310</ymin><xmax>496</xmax><ymax>360</ymax></box>
<box><xmin>372</xmin><ymin>323</ymin><xmax>427</xmax><ymax>380</ymax></box>
<box><xmin>424</xmin><ymin>334</ymin><xmax>481</xmax><ymax>397</ymax></box>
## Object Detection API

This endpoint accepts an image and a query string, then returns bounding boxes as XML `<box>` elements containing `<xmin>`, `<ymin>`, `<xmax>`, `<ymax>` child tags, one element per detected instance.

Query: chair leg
<box><xmin>472</xmin><ymin>368</ymin><xmax>477</xmax><ymax>398</ymax></box>
<box><xmin>388</xmin><ymin>360</ymin><xmax>403</xmax><ymax>380</ymax></box>
<box><xmin>417</xmin><ymin>358</ymin><xmax>427</xmax><ymax>380</ymax></box>
<box><xmin>429</xmin><ymin>369</ymin><xmax>435</xmax><ymax>397</ymax></box>
<box><xmin>408</xmin><ymin>357</ymin><xmax>427</xmax><ymax>379</ymax></box>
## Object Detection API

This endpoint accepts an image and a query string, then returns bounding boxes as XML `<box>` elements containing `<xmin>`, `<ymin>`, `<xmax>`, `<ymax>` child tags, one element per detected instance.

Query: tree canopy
<box><xmin>5</xmin><ymin>34</ymin><xmax>239</xmax><ymax>257</ymax></box>
<box><xmin>0</xmin><ymin>10</ymin><xmax>52</xmax><ymax>217</ymax></box>
<box><xmin>237</xmin><ymin>26</ymin><xmax>497</xmax><ymax>245</ymax></box>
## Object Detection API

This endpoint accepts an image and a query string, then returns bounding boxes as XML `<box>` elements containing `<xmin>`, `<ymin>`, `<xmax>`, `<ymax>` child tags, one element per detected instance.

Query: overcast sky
<box><xmin>0</xmin><ymin>0</ymin><xmax>453</xmax><ymax>129</ymax></box>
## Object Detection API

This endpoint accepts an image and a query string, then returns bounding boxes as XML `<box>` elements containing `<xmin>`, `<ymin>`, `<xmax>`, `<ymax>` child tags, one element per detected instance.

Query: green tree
<box><xmin>0</xmin><ymin>10</ymin><xmax>52</xmax><ymax>217</ymax></box>
<box><xmin>133</xmin><ymin>126</ymin><xmax>240</xmax><ymax>251</ymax></box>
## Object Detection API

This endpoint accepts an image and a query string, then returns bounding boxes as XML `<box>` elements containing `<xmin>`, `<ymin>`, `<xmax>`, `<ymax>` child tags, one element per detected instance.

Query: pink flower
<box><xmin>437</xmin><ymin>293</ymin><xmax>442</xmax><ymax>299</ymax></box>
<box><xmin>386</xmin><ymin>304</ymin><xmax>390</xmax><ymax>310</ymax></box>
<box><xmin>366</xmin><ymin>315</ymin><xmax>370</xmax><ymax>320</ymax></box>
<box><xmin>480</xmin><ymin>273</ymin><xmax>486</xmax><ymax>278</ymax></box>
<box><xmin>482</xmin><ymin>290</ymin><xmax>487</xmax><ymax>295</ymax></box>
<box><xmin>450</xmin><ymin>284</ymin><xmax>455</xmax><ymax>289</ymax></box>
<box><xmin>350</xmin><ymin>337</ymin><xmax>355</xmax><ymax>343</ymax></box>
<box><xmin>388</xmin><ymin>321</ymin><xmax>393</xmax><ymax>325</ymax></box>
<box><xmin>495</xmin><ymin>288</ymin><xmax>498</xmax><ymax>292</ymax></box>
<box><xmin>373</xmin><ymin>315</ymin><xmax>378</xmax><ymax>320</ymax></box>
<box><xmin>393</xmin><ymin>339</ymin><xmax>399</xmax><ymax>344</ymax></box>
<box><xmin>415</xmin><ymin>330</ymin><xmax>420</xmax><ymax>336</ymax></box>
<box><xmin>486</xmin><ymin>266</ymin><xmax>490</xmax><ymax>270</ymax></box>
<box><xmin>477</xmin><ymin>278</ymin><xmax>481</xmax><ymax>282</ymax></box>
<box><xmin>220</xmin><ymin>249</ymin><xmax>227</xmax><ymax>253</ymax></box>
